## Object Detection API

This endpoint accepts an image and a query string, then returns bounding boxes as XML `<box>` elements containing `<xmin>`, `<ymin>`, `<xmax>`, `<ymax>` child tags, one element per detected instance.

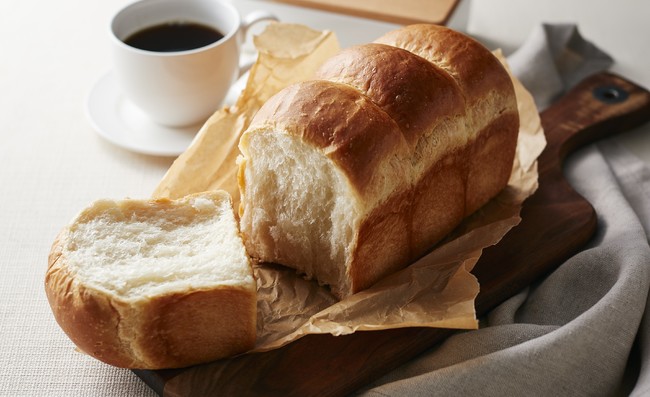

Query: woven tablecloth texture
<box><xmin>2</xmin><ymin>1</ymin><xmax>649</xmax><ymax>396</ymax></box>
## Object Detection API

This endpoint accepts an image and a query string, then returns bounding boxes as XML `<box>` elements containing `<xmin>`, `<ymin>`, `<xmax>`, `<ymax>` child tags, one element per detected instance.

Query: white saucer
<box><xmin>85</xmin><ymin>71</ymin><xmax>246</xmax><ymax>157</ymax></box>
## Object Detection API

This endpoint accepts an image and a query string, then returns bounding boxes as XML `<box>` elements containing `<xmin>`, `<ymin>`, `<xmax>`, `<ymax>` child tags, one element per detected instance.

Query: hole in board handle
<box><xmin>593</xmin><ymin>85</ymin><xmax>629</xmax><ymax>104</ymax></box>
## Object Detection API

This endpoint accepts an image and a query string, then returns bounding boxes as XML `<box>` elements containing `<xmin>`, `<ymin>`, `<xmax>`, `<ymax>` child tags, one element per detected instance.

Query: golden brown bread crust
<box><xmin>375</xmin><ymin>24</ymin><xmax>515</xmax><ymax>122</ymax></box>
<box><xmin>465</xmin><ymin>112</ymin><xmax>519</xmax><ymax>215</ymax></box>
<box><xmin>239</xmin><ymin>24</ymin><xmax>520</xmax><ymax>297</ymax></box>
<box><xmin>315</xmin><ymin>43</ymin><xmax>466</xmax><ymax>148</ymax></box>
<box><xmin>349</xmin><ymin>188</ymin><xmax>411</xmax><ymax>293</ymax></box>
<box><xmin>409</xmin><ymin>149</ymin><xmax>468</xmax><ymax>257</ymax></box>
<box><xmin>376</xmin><ymin>24</ymin><xmax>520</xmax><ymax>216</ymax></box>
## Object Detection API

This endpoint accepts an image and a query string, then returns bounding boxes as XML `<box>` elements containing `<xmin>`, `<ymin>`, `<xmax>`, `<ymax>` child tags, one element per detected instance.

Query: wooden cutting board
<box><xmin>270</xmin><ymin>0</ymin><xmax>460</xmax><ymax>25</ymax></box>
<box><xmin>134</xmin><ymin>72</ymin><xmax>650</xmax><ymax>396</ymax></box>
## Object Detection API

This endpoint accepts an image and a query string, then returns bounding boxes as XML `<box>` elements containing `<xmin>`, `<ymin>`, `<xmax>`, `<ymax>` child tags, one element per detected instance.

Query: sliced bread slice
<box><xmin>45</xmin><ymin>191</ymin><xmax>256</xmax><ymax>369</ymax></box>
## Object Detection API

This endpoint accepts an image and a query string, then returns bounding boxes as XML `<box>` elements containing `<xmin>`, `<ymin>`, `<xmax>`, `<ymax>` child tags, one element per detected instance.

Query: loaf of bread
<box><xmin>45</xmin><ymin>191</ymin><xmax>256</xmax><ymax>369</ymax></box>
<box><xmin>237</xmin><ymin>24</ymin><xmax>519</xmax><ymax>298</ymax></box>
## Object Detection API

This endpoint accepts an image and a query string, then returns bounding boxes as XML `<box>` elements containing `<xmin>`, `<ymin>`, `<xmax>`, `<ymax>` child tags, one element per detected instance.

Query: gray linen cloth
<box><xmin>358</xmin><ymin>24</ymin><xmax>650</xmax><ymax>396</ymax></box>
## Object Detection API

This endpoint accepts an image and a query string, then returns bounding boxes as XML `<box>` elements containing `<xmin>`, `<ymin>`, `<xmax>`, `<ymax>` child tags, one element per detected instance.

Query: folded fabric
<box><xmin>508</xmin><ymin>23</ymin><xmax>613</xmax><ymax>109</ymax></box>
<box><xmin>358</xmin><ymin>23</ymin><xmax>650</xmax><ymax>396</ymax></box>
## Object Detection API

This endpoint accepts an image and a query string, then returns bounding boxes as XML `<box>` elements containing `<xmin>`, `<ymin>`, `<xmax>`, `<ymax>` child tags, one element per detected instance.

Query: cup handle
<box><xmin>241</xmin><ymin>10</ymin><xmax>278</xmax><ymax>35</ymax></box>
<box><xmin>237</xmin><ymin>10</ymin><xmax>278</xmax><ymax>77</ymax></box>
<box><xmin>238</xmin><ymin>58</ymin><xmax>255</xmax><ymax>77</ymax></box>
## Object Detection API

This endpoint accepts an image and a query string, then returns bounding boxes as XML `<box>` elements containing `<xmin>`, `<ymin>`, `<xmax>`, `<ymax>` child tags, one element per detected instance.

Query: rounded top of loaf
<box><xmin>375</xmin><ymin>24</ymin><xmax>516</xmax><ymax>110</ymax></box>
<box><xmin>315</xmin><ymin>43</ymin><xmax>465</xmax><ymax>147</ymax></box>
<box><xmin>244</xmin><ymin>79</ymin><xmax>410</xmax><ymax>197</ymax></box>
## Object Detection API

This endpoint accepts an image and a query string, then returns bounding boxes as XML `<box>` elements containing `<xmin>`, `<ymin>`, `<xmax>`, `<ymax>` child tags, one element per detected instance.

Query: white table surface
<box><xmin>1</xmin><ymin>0</ymin><xmax>648</xmax><ymax>395</ymax></box>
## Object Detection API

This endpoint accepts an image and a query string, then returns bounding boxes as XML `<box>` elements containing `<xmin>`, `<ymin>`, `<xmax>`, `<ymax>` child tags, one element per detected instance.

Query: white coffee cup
<box><xmin>110</xmin><ymin>0</ymin><xmax>276</xmax><ymax>127</ymax></box>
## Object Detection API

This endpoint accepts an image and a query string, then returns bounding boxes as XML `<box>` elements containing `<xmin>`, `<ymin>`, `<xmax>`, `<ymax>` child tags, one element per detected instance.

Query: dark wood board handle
<box><xmin>474</xmin><ymin>72</ymin><xmax>650</xmax><ymax>313</ymax></box>
<box><xmin>135</xmin><ymin>72</ymin><xmax>650</xmax><ymax>397</ymax></box>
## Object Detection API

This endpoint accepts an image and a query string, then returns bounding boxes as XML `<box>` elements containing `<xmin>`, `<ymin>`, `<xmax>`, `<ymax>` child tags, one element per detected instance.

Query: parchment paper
<box><xmin>153</xmin><ymin>23</ymin><xmax>546</xmax><ymax>352</ymax></box>
<box><xmin>153</xmin><ymin>23</ymin><xmax>341</xmax><ymax>209</ymax></box>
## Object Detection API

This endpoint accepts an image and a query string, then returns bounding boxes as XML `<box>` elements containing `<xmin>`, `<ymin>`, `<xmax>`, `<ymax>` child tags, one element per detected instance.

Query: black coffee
<box><xmin>124</xmin><ymin>21</ymin><xmax>224</xmax><ymax>52</ymax></box>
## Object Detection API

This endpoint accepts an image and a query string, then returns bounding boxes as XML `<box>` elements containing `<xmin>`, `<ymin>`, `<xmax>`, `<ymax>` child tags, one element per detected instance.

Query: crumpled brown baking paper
<box><xmin>153</xmin><ymin>23</ymin><xmax>341</xmax><ymax>209</ymax></box>
<box><xmin>153</xmin><ymin>23</ymin><xmax>545</xmax><ymax>352</ymax></box>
